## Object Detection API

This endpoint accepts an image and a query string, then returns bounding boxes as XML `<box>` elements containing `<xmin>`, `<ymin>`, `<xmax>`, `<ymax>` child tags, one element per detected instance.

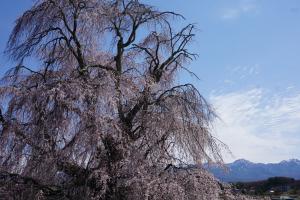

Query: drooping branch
<box><xmin>0</xmin><ymin>108</ymin><xmax>5</xmax><ymax>124</ymax></box>
<box><xmin>6</xmin><ymin>0</ymin><xmax>109</xmax><ymax>75</ymax></box>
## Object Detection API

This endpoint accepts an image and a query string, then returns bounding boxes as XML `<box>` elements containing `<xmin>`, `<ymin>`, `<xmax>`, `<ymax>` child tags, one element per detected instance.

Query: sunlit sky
<box><xmin>1</xmin><ymin>0</ymin><xmax>300</xmax><ymax>163</ymax></box>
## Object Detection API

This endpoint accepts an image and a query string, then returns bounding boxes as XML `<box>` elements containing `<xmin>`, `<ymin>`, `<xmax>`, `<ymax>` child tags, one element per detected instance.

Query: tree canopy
<box><xmin>0</xmin><ymin>0</ymin><xmax>227</xmax><ymax>199</ymax></box>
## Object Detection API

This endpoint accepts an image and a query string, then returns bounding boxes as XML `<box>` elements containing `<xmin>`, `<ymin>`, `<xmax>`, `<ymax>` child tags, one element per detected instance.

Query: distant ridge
<box><xmin>206</xmin><ymin>159</ymin><xmax>300</xmax><ymax>182</ymax></box>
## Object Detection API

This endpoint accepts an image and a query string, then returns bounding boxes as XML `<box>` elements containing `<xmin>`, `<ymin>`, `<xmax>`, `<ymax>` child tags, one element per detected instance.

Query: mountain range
<box><xmin>206</xmin><ymin>159</ymin><xmax>300</xmax><ymax>183</ymax></box>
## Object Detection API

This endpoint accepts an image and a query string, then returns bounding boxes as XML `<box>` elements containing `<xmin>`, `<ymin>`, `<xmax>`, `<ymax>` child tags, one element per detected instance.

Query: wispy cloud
<box><xmin>216</xmin><ymin>65</ymin><xmax>260</xmax><ymax>89</ymax></box>
<box><xmin>221</xmin><ymin>0</ymin><xmax>259</xmax><ymax>20</ymax></box>
<box><xmin>230</xmin><ymin>64</ymin><xmax>260</xmax><ymax>79</ymax></box>
<box><xmin>210</xmin><ymin>88</ymin><xmax>300</xmax><ymax>163</ymax></box>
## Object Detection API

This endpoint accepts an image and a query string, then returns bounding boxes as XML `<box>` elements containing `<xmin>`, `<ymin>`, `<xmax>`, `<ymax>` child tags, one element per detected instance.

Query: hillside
<box><xmin>207</xmin><ymin>159</ymin><xmax>300</xmax><ymax>182</ymax></box>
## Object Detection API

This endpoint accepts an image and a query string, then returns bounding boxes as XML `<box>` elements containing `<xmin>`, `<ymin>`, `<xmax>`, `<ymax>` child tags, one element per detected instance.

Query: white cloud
<box><xmin>221</xmin><ymin>0</ymin><xmax>258</xmax><ymax>20</ymax></box>
<box><xmin>210</xmin><ymin>88</ymin><xmax>300</xmax><ymax>163</ymax></box>
<box><xmin>229</xmin><ymin>64</ymin><xmax>260</xmax><ymax>79</ymax></box>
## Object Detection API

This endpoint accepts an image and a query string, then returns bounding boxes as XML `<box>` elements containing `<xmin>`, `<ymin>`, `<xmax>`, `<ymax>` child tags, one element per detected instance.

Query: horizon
<box><xmin>1</xmin><ymin>0</ymin><xmax>300</xmax><ymax>163</ymax></box>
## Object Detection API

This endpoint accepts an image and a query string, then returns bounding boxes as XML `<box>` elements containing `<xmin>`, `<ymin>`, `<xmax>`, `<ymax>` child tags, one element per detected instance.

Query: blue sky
<box><xmin>1</xmin><ymin>0</ymin><xmax>300</xmax><ymax>163</ymax></box>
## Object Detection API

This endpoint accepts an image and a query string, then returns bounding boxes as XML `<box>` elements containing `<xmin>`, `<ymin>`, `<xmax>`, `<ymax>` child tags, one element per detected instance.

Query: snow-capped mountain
<box><xmin>207</xmin><ymin>159</ymin><xmax>300</xmax><ymax>182</ymax></box>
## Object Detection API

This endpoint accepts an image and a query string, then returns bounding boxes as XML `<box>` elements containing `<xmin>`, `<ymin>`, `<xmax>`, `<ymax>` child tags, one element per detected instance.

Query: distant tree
<box><xmin>0</xmin><ymin>0</ymin><xmax>226</xmax><ymax>199</ymax></box>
